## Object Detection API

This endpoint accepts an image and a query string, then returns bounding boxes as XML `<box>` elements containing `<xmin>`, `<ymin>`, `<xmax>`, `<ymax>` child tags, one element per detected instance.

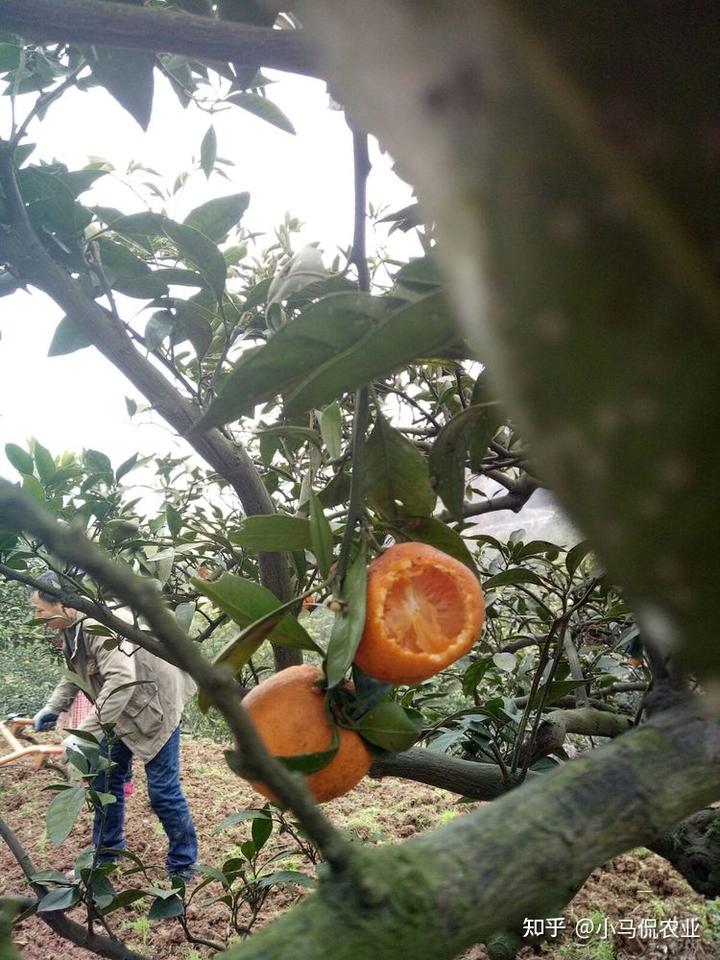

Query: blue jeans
<box><xmin>92</xmin><ymin>727</ymin><xmax>198</xmax><ymax>877</ymax></box>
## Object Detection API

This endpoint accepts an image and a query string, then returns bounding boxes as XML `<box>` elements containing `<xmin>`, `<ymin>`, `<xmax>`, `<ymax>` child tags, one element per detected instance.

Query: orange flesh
<box><xmin>383</xmin><ymin>566</ymin><xmax>465</xmax><ymax>654</ymax></box>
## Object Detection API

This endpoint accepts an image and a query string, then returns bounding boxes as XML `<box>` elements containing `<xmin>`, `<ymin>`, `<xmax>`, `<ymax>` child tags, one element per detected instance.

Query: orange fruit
<box><xmin>242</xmin><ymin>664</ymin><xmax>372</xmax><ymax>804</ymax></box>
<box><xmin>354</xmin><ymin>542</ymin><xmax>485</xmax><ymax>685</ymax></box>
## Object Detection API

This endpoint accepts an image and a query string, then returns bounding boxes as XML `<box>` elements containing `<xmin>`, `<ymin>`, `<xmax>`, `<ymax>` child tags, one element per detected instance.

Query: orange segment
<box><xmin>354</xmin><ymin>542</ymin><xmax>485</xmax><ymax>684</ymax></box>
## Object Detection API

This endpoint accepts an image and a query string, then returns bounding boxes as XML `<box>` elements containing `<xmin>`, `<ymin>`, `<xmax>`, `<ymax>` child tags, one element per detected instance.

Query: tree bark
<box><xmin>225</xmin><ymin>703</ymin><xmax>720</xmax><ymax>959</ymax></box>
<box><xmin>0</xmin><ymin>0</ymin><xmax>318</xmax><ymax>78</ymax></box>
<box><xmin>651</xmin><ymin>808</ymin><xmax>720</xmax><ymax>898</ymax></box>
<box><xmin>370</xmin><ymin>747</ymin><xmax>528</xmax><ymax>800</ymax></box>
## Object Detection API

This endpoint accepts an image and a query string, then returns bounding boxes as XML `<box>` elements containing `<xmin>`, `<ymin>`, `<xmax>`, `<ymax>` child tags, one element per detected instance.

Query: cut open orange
<box><xmin>354</xmin><ymin>542</ymin><xmax>485</xmax><ymax>685</ymax></box>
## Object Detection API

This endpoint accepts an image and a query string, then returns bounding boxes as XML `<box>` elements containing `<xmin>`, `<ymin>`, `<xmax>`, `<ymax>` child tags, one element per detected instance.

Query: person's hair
<box><xmin>29</xmin><ymin>570</ymin><xmax>64</xmax><ymax>605</ymax></box>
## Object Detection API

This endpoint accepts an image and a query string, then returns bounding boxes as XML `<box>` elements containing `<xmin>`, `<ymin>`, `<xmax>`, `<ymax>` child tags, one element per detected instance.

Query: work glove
<box><xmin>33</xmin><ymin>707</ymin><xmax>59</xmax><ymax>732</ymax></box>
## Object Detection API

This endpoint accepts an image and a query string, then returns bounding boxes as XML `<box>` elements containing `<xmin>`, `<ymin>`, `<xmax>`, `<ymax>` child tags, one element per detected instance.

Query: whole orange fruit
<box><xmin>354</xmin><ymin>542</ymin><xmax>485</xmax><ymax>684</ymax></box>
<box><xmin>242</xmin><ymin>664</ymin><xmax>371</xmax><ymax>804</ymax></box>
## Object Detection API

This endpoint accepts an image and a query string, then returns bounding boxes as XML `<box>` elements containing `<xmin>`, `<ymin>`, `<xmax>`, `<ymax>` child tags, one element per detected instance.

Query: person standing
<box><xmin>30</xmin><ymin>572</ymin><xmax>198</xmax><ymax>880</ymax></box>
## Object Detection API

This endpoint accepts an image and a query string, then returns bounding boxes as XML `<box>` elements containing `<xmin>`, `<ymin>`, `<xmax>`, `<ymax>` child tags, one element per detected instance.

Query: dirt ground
<box><xmin>2</xmin><ymin>738</ymin><xmax>719</xmax><ymax>960</ymax></box>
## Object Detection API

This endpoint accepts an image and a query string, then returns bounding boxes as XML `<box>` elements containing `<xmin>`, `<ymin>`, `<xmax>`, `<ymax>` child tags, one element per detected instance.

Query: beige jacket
<box><xmin>45</xmin><ymin>620</ymin><xmax>196</xmax><ymax>762</ymax></box>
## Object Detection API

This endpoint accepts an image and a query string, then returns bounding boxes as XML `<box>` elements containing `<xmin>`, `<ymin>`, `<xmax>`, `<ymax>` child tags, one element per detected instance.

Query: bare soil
<box><xmin>2</xmin><ymin>739</ymin><xmax>719</xmax><ymax>960</ymax></box>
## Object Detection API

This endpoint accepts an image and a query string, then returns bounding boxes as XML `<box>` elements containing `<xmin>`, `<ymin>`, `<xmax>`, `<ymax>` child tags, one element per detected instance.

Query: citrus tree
<box><xmin>0</xmin><ymin>3</ymin><xmax>718</xmax><ymax>960</ymax></box>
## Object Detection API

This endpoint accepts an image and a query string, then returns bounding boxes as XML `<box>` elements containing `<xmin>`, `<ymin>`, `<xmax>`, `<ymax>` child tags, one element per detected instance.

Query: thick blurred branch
<box><xmin>0</xmin><ymin>0</ymin><xmax>318</xmax><ymax>78</ymax></box>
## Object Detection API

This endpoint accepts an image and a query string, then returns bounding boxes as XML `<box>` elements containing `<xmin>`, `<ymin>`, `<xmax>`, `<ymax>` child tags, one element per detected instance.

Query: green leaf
<box><xmin>366</xmin><ymin>415</ymin><xmax>436</xmax><ymax>520</ymax></box>
<box><xmin>308</xmin><ymin>493</ymin><xmax>333</xmax><ymax>578</ymax></box>
<box><xmin>392</xmin><ymin>254</ymin><xmax>444</xmax><ymax>295</ymax></box>
<box><xmin>62</xmin><ymin>669</ymin><xmax>97</xmax><ymax>702</ymax></box>
<box><xmin>257</xmin><ymin>870</ymin><xmax>315</xmax><ymax>889</ymax></box>
<box><xmin>0</xmin><ymin>42</ymin><xmax>21</xmax><ymax>73</ymax></box>
<box><xmin>166</xmin><ymin>504</ymin><xmax>182</xmax><ymax>538</ymax></box>
<box><xmin>251</xmin><ymin>812</ymin><xmax>273</xmax><ymax>851</ymax></box>
<box><xmin>21</xmin><ymin>474</ymin><xmax>45</xmax><ymax>504</ymax></box>
<box><xmin>200</xmin><ymin>125</ymin><xmax>217</xmax><ymax>178</ymax></box>
<box><xmin>191</xmin><ymin>294</ymin><xmax>386</xmax><ymax>430</ymax></box>
<box><xmin>152</xmin><ymin>267</ymin><xmax>204</xmax><ymax>287</ymax></box>
<box><xmin>285</xmin><ymin>290</ymin><xmax>468</xmax><ymax>414</ymax></box>
<box><xmin>162</xmin><ymin>220</ymin><xmax>227</xmax><ymax>302</ymax></box>
<box><xmin>429</xmin><ymin>404</ymin><xmax>502</xmax><ymax>519</ymax></box>
<box><xmin>192</xmin><ymin>573</ymin><xmax>315</xmax><ymax>649</ymax></box>
<box><xmin>30</xmin><ymin>869</ymin><xmax>70</xmax><ymax>884</ymax></box>
<box><xmin>100</xmin><ymin>890</ymin><xmax>147</xmax><ymax>916</ymax></box>
<box><xmin>174</xmin><ymin>300</ymin><xmax>213</xmax><ymax>360</ymax></box>
<box><xmin>481</xmin><ymin>569</ymin><xmax>545</xmax><ymax>590</ymax></box>
<box><xmin>115</xmin><ymin>452</ymin><xmax>139</xmax><ymax>482</ymax></box>
<box><xmin>229</xmin><ymin>515</ymin><xmax>311</xmax><ymax>552</ymax></box>
<box><xmin>462</xmin><ymin>656</ymin><xmax>493</xmax><ymax>696</ymax></box>
<box><xmin>356</xmin><ymin>700</ymin><xmax>423</xmax><ymax>752</ymax></box>
<box><xmin>226</xmin><ymin>92</ymin><xmax>296</xmax><ymax>134</ymax></box>
<box><xmin>84</xmin><ymin>449</ymin><xmax>113</xmax><ymax>477</ymax></box>
<box><xmin>86</xmin><ymin>45</ymin><xmax>154</xmax><ymax>130</ymax></box>
<box><xmin>184</xmin><ymin>192</ymin><xmax>250</xmax><ymax>243</ymax></box>
<box><xmin>148</xmin><ymin>894</ymin><xmax>184</xmax><ymax>920</ymax></box>
<box><xmin>4</xmin><ymin>444</ymin><xmax>34</xmax><ymax>476</ymax></box>
<box><xmin>255</xmin><ymin>425</ymin><xmax>322</xmax><ymax>450</ymax></box>
<box><xmin>48</xmin><ymin>316</ymin><xmax>92</xmax><ymax>357</ymax></box>
<box><xmin>110</xmin><ymin>213</ymin><xmax>226</xmax><ymax>300</ymax></box>
<box><xmin>325</xmin><ymin>547</ymin><xmax>367</xmax><ymax>688</ymax></box>
<box><xmin>468</xmin><ymin>377</ymin><xmax>504</xmax><ymax>470</ymax></box>
<box><xmin>278</xmin><ymin>730</ymin><xmax>339</xmax><ymax>774</ymax></box>
<box><xmin>214</xmin><ymin>809</ymin><xmax>273</xmax><ymax>833</ymax></box>
<box><xmin>319</xmin><ymin>402</ymin><xmax>342</xmax><ymax>460</ymax></box>
<box><xmin>88</xmin><ymin>873</ymin><xmax>116</xmax><ymax>909</ymax></box>
<box><xmin>145</xmin><ymin>311</ymin><xmax>175</xmax><ymax>351</ymax></box>
<box><xmin>174</xmin><ymin>601</ymin><xmax>196</xmax><ymax>633</ymax></box>
<box><xmin>198</xmin><ymin>593</ymin><xmax>320</xmax><ymax>712</ymax></box>
<box><xmin>46</xmin><ymin>786</ymin><xmax>86</xmax><ymax>846</ymax></box>
<box><xmin>32</xmin><ymin>441</ymin><xmax>55</xmax><ymax>485</ymax></box>
<box><xmin>566</xmin><ymin>540</ymin><xmax>592</xmax><ymax>578</ymax></box>
<box><xmin>37</xmin><ymin>885</ymin><xmax>81</xmax><ymax>913</ymax></box>
<box><xmin>97</xmin><ymin>239</ymin><xmax>167</xmax><ymax>299</ymax></box>
<box><xmin>393</xmin><ymin>517</ymin><xmax>478</xmax><ymax>574</ymax></box>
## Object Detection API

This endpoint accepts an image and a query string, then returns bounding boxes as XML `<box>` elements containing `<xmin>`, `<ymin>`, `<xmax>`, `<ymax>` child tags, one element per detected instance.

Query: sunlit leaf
<box><xmin>226</xmin><ymin>91</ymin><xmax>296</xmax><ymax>135</ymax></box>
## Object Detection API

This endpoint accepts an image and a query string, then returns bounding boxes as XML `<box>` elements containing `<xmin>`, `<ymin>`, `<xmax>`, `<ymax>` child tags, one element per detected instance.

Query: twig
<box><xmin>11</xmin><ymin>63</ymin><xmax>85</xmax><ymax>146</ymax></box>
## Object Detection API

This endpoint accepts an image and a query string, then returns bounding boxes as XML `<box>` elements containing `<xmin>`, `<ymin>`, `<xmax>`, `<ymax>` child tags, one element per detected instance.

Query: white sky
<box><xmin>0</xmin><ymin>69</ymin><xmax>420</xmax><ymax>481</ymax></box>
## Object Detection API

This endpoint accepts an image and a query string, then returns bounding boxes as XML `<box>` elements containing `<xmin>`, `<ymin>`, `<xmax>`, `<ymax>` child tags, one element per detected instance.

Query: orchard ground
<box><xmin>2</xmin><ymin>739</ymin><xmax>719</xmax><ymax>960</ymax></box>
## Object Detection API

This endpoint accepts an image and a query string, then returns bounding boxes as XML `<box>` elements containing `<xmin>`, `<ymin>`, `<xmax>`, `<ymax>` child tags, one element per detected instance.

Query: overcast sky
<box><xmin>0</xmin><ymin>69</ymin><xmax>419</xmax><ymax>480</ymax></box>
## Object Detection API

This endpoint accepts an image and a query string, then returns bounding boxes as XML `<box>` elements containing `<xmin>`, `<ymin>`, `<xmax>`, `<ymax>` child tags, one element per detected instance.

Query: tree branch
<box><xmin>0</xmin><ymin>816</ymin><xmax>149</xmax><ymax>960</ymax></box>
<box><xmin>0</xmin><ymin>139</ymin><xmax>300</xmax><ymax>670</ymax></box>
<box><xmin>0</xmin><ymin>0</ymin><xmax>319</xmax><ymax>78</ymax></box>
<box><xmin>0</xmin><ymin>481</ymin><xmax>353</xmax><ymax>875</ymax></box>
<box><xmin>225</xmin><ymin>702</ymin><xmax>720</xmax><ymax>960</ymax></box>
<box><xmin>0</xmin><ymin>564</ymin><xmax>179</xmax><ymax>665</ymax></box>
<box><xmin>439</xmin><ymin>477</ymin><xmax>539</xmax><ymax>523</ymax></box>
<box><xmin>369</xmin><ymin>747</ymin><xmax>532</xmax><ymax>800</ymax></box>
